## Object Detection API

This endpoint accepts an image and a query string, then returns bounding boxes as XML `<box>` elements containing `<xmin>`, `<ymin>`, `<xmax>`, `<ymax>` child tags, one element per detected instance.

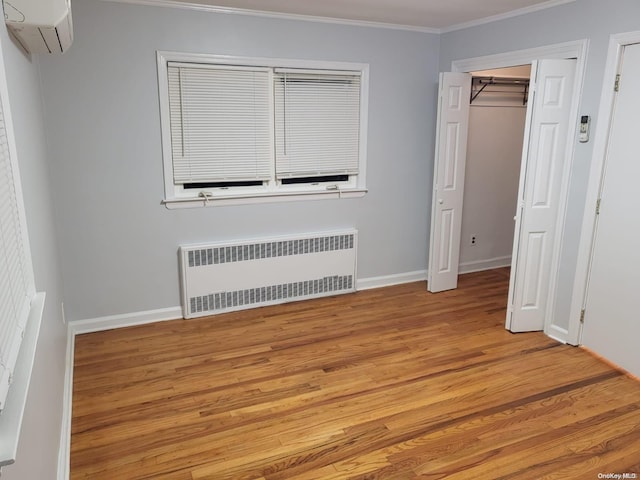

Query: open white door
<box><xmin>507</xmin><ymin>59</ymin><xmax>576</xmax><ymax>332</ymax></box>
<box><xmin>428</xmin><ymin>72</ymin><xmax>471</xmax><ymax>293</ymax></box>
<box><xmin>581</xmin><ymin>43</ymin><xmax>640</xmax><ymax>377</ymax></box>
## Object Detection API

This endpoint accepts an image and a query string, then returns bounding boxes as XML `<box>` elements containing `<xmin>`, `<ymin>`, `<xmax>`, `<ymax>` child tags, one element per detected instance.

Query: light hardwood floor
<box><xmin>71</xmin><ymin>268</ymin><xmax>640</xmax><ymax>479</ymax></box>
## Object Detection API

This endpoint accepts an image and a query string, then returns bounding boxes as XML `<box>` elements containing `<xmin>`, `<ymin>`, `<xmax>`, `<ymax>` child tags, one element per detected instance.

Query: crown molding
<box><xmin>102</xmin><ymin>0</ymin><xmax>576</xmax><ymax>36</ymax></box>
<box><xmin>102</xmin><ymin>0</ymin><xmax>440</xmax><ymax>33</ymax></box>
<box><xmin>440</xmin><ymin>0</ymin><xmax>576</xmax><ymax>33</ymax></box>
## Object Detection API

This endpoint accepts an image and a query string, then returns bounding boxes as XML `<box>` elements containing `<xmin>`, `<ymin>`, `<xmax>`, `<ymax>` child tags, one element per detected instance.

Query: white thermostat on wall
<box><xmin>579</xmin><ymin>115</ymin><xmax>591</xmax><ymax>143</ymax></box>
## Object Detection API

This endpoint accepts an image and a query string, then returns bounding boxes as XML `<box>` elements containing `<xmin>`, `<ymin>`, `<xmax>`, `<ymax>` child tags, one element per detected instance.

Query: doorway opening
<box><xmin>459</xmin><ymin>65</ymin><xmax>531</xmax><ymax>277</ymax></box>
<box><xmin>427</xmin><ymin>41</ymin><xmax>587</xmax><ymax>344</ymax></box>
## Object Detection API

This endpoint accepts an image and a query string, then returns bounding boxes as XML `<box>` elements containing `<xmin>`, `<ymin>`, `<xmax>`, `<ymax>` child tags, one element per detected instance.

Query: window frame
<box><xmin>0</xmin><ymin>65</ymin><xmax>36</xmax><ymax>413</ymax></box>
<box><xmin>0</xmin><ymin>39</ymin><xmax>44</xmax><ymax>467</ymax></box>
<box><xmin>157</xmin><ymin>51</ymin><xmax>369</xmax><ymax>208</ymax></box>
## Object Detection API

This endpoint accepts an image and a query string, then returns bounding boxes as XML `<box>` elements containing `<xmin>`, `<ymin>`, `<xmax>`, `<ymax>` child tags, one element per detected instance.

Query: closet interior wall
<box><xmin>459</xmin><ymin>65</ymin><xmax>531</xmax><ymax>274</ymax></box>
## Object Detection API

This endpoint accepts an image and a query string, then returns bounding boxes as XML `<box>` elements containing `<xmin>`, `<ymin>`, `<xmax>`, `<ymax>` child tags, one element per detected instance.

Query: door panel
<box><xmin>428</xmin><ymin>72</ymin><xmax>471</xmax><ymax>293</ymax></box>
<box><xmin>531</xmin><ymin>124</ymin><xmax>558</xmax><ymax>205</ymax></box>
<box><xmin>444</xmin><ymin>123</ymin><xmax>461</xmax><ymax>189</ymax></box>
<box><xmin>508</xmin><ymin>59</ymin><xmax>576</xmax><ymax>332</ymax></box>
<box><xmin>521</xmin><ymin>231</ymin><xmax>546</xmax><ymax>308</ymax></box>
<box><xmin>581</xmin><ymin>43</ymin><xmax>640</xmax><ymax>378</ymax></box>
<box><xmin>438</xmin><ymin>209</ymin><xmax>454</xmax><ymax>272</ymax></box>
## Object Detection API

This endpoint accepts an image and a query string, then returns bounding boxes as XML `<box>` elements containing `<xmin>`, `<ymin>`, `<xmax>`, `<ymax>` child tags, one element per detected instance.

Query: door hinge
<box><xmin>614</xmin><ymin>74</ymin><xmax>621</xmax><ymax>92</ymax></box>
<box><xmin>580</xmin><ymin>309</ymin><xmax>586</xmax><ymax>323</ymax></box>
<box><xmin>596</xmin><ymin>198</ymin><xmax>601</xmax><ymax>215</ymax></box>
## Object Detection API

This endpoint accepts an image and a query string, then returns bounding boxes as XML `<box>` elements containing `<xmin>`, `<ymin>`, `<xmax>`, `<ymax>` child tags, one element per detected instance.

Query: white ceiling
<box><xmin>170</xmin><ymin>0</ymin><xmax>575</xmax><ymax>31</ymax></box>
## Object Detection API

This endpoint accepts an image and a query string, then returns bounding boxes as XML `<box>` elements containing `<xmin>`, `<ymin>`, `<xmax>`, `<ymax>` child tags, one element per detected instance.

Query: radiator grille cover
<box><xmin>188</xmin><ymin>234</ymin><xmax>355</xmax><ymax>267</ymax></box>
<box><xmin>180</xmin><ymin>231</ymin><xmax>357</xmax><ymax>318</ymax></box>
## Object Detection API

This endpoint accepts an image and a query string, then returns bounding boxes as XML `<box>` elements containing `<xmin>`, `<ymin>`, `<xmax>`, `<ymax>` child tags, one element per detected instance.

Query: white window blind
<box><xmin>0</xmin><ymin>94</ymin><xmax>34</xmax><ymax>411</ymax></box>
<box><xmin>274</xmin><ymin>69</ymin><xmax>361</xmax><ymax>179</ymax></box>
<box><xmin>167</xmin><ymin>63</ymin><xmax>272</xmax><ymax>184</ymax></box>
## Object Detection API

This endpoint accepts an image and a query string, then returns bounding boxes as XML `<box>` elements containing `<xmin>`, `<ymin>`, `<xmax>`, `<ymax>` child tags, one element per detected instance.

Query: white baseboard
<box><xmin>70</xmin><ymin>270</ymin><xmax>430</xmax><ymax>335</ymax></box>
<box><xmin>546</xmin><ymin>324</ymin><xmax>571</xmax><ymax>345</ymax></box>
<box><xmin>58</xmin><ymin>306</ymin><xmax>183</xmax><ymax>480</ymax></box>
<box><xmin>69</xmin><ymin>306</ymin><xmax>183</xmax><ymax>335</ymax></box>
<box><xmin>459</xmin><ymin>256</ymin><xmax>511</xmax><ymax>274</ymax></box>
<box><xmin>357</xmin><ymin>270</ymin><xmax>427</xmax><ymax>290</ymax></box>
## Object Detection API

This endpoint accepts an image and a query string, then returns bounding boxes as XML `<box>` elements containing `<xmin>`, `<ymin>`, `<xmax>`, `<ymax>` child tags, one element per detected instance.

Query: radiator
<box><xmin>179</xmin><ymin>230</ymin><xmax>357</xmax><ymax>318</ymax></box>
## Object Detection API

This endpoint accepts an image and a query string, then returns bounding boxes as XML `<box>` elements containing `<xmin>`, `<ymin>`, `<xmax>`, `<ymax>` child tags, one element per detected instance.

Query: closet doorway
<box><xmin>459</xmin><ymin>65</ymin><xmax>530</xmax><ymax>277</ymax></box>
<box><xmin>428</xmin><ymin>48</ymin><xmax>583</xmax><ymax>340</ymax></box>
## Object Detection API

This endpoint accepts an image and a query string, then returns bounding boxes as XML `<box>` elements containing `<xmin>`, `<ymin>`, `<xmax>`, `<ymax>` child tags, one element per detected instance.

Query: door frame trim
<box><xmin>570</xmin><ymin>31</ymin><xmax>640</xmax><ymax>346</ymax></box>
<box><xmin>448</xmin><ymin>39</ymin><xmax>588</xmax><ymax>343</ymax></box>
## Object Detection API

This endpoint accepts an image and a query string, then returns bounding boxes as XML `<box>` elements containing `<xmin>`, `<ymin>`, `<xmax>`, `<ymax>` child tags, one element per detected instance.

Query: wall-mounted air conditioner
<box><xmin>3</xmin><ymin>0</ymin><xmax>73</xmax><ymax>54</ymax></box>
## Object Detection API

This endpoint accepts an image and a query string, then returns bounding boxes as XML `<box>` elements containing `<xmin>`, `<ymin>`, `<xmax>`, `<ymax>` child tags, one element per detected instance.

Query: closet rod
<box><xmin>473</xmin><ymin>76</ymin><xmax>529</xmax><ymax>86</ymax></box>
<box><xmin>470</xmin><ymin>76</ymin><xmax>529</xmax><ymax>104</ymax></box>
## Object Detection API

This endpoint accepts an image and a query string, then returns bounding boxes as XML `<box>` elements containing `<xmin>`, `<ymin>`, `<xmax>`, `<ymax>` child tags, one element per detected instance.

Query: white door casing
<box><xmin>580</xmin><ymin>42</ymin><xmax>640</xmax><ymax>378</ymax></box>
<box><xmin>427</xmin><ymin>72</ymin><xmax>471</xmax><ymax>293</ymax></box>
<box><xmin>507</xmin><ymin>59</ymin><xmax>577</xmax><ymax>333</ymax></box>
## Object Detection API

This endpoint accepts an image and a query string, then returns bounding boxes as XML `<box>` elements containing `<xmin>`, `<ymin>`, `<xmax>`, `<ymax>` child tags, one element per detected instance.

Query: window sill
<box><xmin>0</xmin><ymin>292</ymin><xmax>45</xmax><ymax>468</ymax></box>
<box><xmin>162</xmin><ymin>188</ymin><xmax>367</xmax><ymax>209</ymax></box>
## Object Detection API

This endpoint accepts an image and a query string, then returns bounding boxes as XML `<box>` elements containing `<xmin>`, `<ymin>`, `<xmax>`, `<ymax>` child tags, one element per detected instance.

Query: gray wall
<box><xmin>0</xmin><ymin>28</ymin><xmax>66</xmax><ymax>480</ymax></box>
<box><xmin>38</xmin><ymin>0</ymin><xmax>440</xmax><ymax>322</ymax></box>
<box><xmin>440</xmin><ymin>0</ymin><xmax>640</xmax><ymax>330</ymax></box>
<box><xmin>460</xmin><ymin>105</ymin><xmax>525</xmax><ymax>270</ymax></box>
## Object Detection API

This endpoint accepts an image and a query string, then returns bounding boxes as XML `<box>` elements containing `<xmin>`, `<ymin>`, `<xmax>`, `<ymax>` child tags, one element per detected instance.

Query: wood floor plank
<box><xmin>71</xmin><ymin>268</ymin><xmax>640</xmax><ymax>479</ymax></box>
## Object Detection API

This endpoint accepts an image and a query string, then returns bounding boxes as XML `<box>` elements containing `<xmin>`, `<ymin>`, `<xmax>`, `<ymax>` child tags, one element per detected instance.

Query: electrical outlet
<box><xmin>470</xmin><ymin>235</ymin><xmax>477</xmax><ymax>246</ymax></box>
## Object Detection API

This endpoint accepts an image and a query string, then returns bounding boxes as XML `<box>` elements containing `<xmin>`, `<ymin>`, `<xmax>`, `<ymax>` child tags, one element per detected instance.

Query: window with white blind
<box><xmin>157</xmin><ymin>52</ymin><xmax>369</xmax><ymax>207</ymax></box>
<box><xmin>0</xmin><ymin>81</ymin><xmax>35</xmax><ymax>412</ymax></box>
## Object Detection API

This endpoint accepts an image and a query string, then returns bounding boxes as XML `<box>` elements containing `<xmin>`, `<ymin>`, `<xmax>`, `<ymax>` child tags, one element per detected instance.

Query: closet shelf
<box><xmin>471</xmin><ymin>76</ymin><xmax>529</xmax><ymax>105</ymax></box>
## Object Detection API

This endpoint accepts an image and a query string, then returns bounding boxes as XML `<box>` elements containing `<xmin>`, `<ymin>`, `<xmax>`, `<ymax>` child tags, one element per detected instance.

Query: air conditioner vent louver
<box><xmin>179</xmin><ymin>231</ymin><xmax>357</xmax><ymax>318</ymax></box>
